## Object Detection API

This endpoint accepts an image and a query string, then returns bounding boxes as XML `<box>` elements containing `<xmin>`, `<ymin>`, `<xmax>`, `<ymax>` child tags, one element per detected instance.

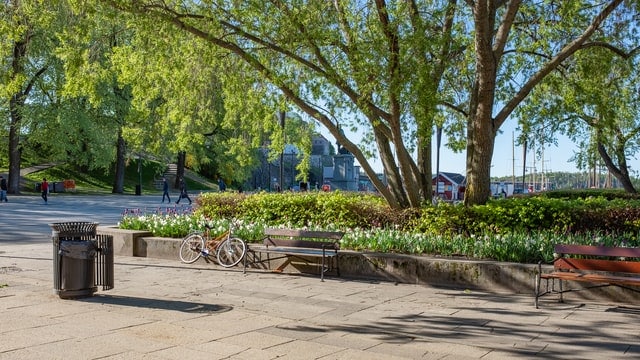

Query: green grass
<box><xmin>20</xmin><ymin>160</ymin><xmax>216</xmax><ymax>195</ymax></box>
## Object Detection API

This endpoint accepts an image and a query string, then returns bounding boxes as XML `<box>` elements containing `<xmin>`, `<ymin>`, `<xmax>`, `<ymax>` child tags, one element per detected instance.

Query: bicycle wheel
<box><xmin>179</xmin><ymin>233</ymin><xmax>205</xmax><ymax>264</ymax></box>
<box><xmin>216</xmin><ymin>237</ymin><xmax>246</xmax><ymax>267</ymax></box>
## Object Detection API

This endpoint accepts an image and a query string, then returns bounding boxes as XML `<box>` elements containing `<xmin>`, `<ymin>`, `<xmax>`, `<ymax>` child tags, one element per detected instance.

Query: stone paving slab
<box><xmin>2</xmin><ymin>242</ymin><xmax>640</xmax><ymax>359</ymax></box>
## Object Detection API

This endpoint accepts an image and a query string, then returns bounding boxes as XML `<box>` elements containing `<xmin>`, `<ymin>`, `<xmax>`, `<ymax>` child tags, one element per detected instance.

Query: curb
<box><xmin>97</xmin><ymin>226</ymin><xmax>639</xmax><ymax>306</ymax></box>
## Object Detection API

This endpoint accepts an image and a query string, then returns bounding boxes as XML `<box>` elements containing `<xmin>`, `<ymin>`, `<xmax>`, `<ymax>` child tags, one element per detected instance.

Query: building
<box><xmin>432</xmin><ymin>172</ymin><xmax>466</xmax><ymax>201</ymax></box>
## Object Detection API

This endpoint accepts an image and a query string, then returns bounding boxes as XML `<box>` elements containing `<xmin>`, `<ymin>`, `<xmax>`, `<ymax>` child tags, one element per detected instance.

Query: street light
<box><xmin>436</xmin><ymin>126</ymin><xmax>442</xmax><ymax>198</ymax></box>
<box><xmin>136</xmin><ymin>153</ymin><xmax>142</xmax><ymax>196</ymax></box>
<box><xmin>279</xmin><ymin>111</ymin><xmax>285</xmax><ymax>191</ymax></box>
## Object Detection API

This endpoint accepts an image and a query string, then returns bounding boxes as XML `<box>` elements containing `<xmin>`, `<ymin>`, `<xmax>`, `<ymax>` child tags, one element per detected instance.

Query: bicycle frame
<box><xmin>179</xmin><ymin>221</ymin><xmax>246</xmax><ymax>267</ymax></box>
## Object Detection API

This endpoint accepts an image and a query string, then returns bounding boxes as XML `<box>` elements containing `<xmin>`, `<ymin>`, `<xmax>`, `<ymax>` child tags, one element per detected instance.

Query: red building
<box><xmin>432</xmin><ymin>172</ymin><xmax>466</xmax><ymax>201</ymax></box>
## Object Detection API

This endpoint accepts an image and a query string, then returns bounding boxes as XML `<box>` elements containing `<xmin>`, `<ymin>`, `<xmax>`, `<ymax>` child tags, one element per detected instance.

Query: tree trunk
<box><xmin>374</xmin><ymin>128</ymin><xmax>408</xmax><ymax>208</ymax></box>
<box><xmin>175</xmin><ymin>151</ymin><xmax>186</xmax><ymax>189</ymax></box>
<box><xmin>417</xmin><ymin>132</ymin><xmax>433</xmax><ymax>203</ymax></box>
<box><xmin>7</xmin><ymin>24</ymin><xmax>30</xmax><ymax>195</ymax></box>
<box><xmin>464</xmin><ymin>126</ymin><xmax>495</xmax><ymax>205</ymax></box>
<box><xmin>597</xmin><ymin>142</ymin><xmax>637</xmax><ymax>193</ymax></box>
<box><xmin>112</xmin><ymin>129</ymin><xmax>126</xmax><ymax>193</ymax></box>
<box><xmin>8</xmin><ymin>94</ymin><xmax>22</xmax><ymax>195</ymax></box>
<box><xmin>464</xmin><ymin>0</ymin><xmax>498</xmax><ymax>206</ymax></box>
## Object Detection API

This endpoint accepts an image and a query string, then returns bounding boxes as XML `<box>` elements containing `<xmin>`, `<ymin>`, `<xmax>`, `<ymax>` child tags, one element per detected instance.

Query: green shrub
<box><xmin>195</xmin><ymin>192</ymin><xmax>246</xmax><ymax>219</ymax></box>
<box><xmin>472</xmin><ymin>197</ymin><xmax>576</xmax><ymax>233</ymax></box>
<box><xmin>198</xmin><ymin>191</ymin><xmax>396</xmax><ymax>229</ymax></box>
<box><xmin>119</xmin><ymin>190</ymin><xmax>640</xmax><ymax>264</ymax></box>
<box><xmin>541</xmin><ymin>188</ymin><xmax>640</xmax><ymax>201</ymax></box>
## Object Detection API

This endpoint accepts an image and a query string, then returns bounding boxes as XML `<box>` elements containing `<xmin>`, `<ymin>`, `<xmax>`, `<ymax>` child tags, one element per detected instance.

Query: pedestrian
<box><xmin>161</xmin><ymin>177</ymin><xmax>171</xmax><ymax>203</ymax></box>
<box><xmin>41</xmin><ymin>178</ymin><xmax>49</xmax><ymax>204</ymax></box>
<box><xmin>218</xmin><ymin>178</ymin><xmax>226</xmax><ymax>192</ymax></box>
<box><xmin>176</xmin><ymin>177</ymin><xmax>192</xmax><ymax>205</ymax></box>
<box><xmin>0</xmin><ymin>175</ymin><xmax>7</xmax><ymax>202</ymax></box>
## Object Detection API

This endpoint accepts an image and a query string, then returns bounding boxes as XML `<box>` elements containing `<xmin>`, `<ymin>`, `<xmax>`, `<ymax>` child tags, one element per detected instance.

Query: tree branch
<box><xmin>494</xmin><ymin>0</ymin><xmax>624</xmax><ymax>130</ymax></box>
<box><xmin>580</xmin><ymin>42</ymin><xmax>640</xmax><ymax>59</ymax></box>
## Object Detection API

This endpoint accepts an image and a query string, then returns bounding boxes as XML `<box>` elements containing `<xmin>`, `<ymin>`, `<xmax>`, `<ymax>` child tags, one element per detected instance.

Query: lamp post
<box><xmin>436</xmin><ymin>126</ymin><xmax>442</xmax><ymax>199</ymax></box>
<box><xmin>522</xmin><ymin>139</ymin><xmax>527</xmax><ymax>193</ymax></box>
<box><xmin>279</xmin><ymin>111</ymin><xmax>285</xmax><ymax>192</ymax></box>
<box><xmin>136</xmin><ymin>153</ymin><xmax>142</xmax><ymax>196</ymax></box>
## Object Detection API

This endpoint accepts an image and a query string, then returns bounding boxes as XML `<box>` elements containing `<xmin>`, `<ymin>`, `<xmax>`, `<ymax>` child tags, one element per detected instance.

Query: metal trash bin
<box><xmin>51</xmin><ymin>222</ymin><xmax>114</xmax><ymax>299</ymax></box>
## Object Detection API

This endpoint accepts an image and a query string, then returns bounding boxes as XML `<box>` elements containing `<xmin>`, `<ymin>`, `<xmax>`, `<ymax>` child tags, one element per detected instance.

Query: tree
<box><xmin>0</xmin><ymin>0</ymin><xmax>58</xmax><ymax>194</ymax></box>
<box><xmin>518</xmin><ymin>20</ymin><xmax>640</xmax><ymax>193</ymax></box>
<box><xmin>93</xmin><ymin>0</ymin><xmax>634</xmax><ymax>207</ymax></box>
<box><xmin>457</xmin><ymin>0</ymin><xmax>631</xmax><ymax>205</ymax></box>
<box><xmin>96</xmin><ymin>0</ymin><xmax>466</xmax><ymax>209</ymax></box>
<box><xmin>1</xmin><ymin>1</ymin><xmax>131</xmax><ymax>193</ymax></box>
<box><xmin>108</xmin><ymin>15</ymin><xmax>267</xmax><ymax>187</ymax></box>
<box><xmin>56</xmin><ymin>3</ymin><xmax>146</xmax><ymax>193</ymax></box>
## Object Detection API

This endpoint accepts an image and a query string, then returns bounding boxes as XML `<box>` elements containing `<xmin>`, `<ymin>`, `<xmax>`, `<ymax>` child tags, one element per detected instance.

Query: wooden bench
<box><xmin>243</xmin><ymin>228</ymin><xmax>344</xmax><ymax>281</ymax></box>
<box><xmin>534</xmin><ymin>244</ymin><xmax>640</xmax><ymax>308</ymax></box>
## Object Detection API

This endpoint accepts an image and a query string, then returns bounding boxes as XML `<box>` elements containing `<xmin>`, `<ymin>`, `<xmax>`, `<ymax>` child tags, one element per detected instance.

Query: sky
<box><xmin>321</xmin><ymin>120</ymin><xmax>640</xmax><ymax>179</ymax></box>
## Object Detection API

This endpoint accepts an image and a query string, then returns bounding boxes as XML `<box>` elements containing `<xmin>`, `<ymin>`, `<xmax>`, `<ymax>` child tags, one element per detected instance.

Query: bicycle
<box><xmin>179</xmin><ymin>222</ymin><xmax>247</xmax><ymax>267</ymax></box>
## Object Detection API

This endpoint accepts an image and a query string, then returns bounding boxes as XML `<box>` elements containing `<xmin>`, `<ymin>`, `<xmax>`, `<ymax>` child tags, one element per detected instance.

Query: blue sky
<box><xmin>323</xmin><ymin>121</ymin><xmax>640</xmax><ymax>179</ymax></box>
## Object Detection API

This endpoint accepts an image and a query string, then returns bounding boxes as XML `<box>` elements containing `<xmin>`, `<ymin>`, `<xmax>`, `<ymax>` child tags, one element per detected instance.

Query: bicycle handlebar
<box><xmin>203</xmin><ymin>221</ymin><xmax>239</xmax><ymax>232</ymax></box>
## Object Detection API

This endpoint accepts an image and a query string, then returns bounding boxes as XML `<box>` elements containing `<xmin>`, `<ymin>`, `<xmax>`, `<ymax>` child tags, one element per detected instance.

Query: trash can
<box><xmin>52</xmin><ymin>181</ymin><xmax>65</xmax><ymax>193</ymax></box>
<box><xmin>51</xmin><ymin>222</ymin><xmax>114</xmax><ymax>299</ymax></box>
<box><xmin>135</xmin><ymin>184</ymin><xmax>141</xmax><ymax>195</ymax></box>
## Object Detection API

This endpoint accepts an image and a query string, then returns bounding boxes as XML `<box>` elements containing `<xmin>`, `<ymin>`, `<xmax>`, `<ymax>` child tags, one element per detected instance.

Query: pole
<box><xmin>436</xmin><ymin>126</ymin><xmax>442</xmax><ymax>198</ymax></box>
<box><xmin>137</xmin><ymin>154</ymin><xmax>142</xmax><ymax>196</ymax></box>
<box><xmin>279</xmin><ymin>111</ymin><xmax>285</xmax><ymax>192</ymax></box>
<box><xmin>512</xmin><ymin>132</ymin><xmax>516</xmax><ymax>194</ymax></box>
<box><xmin>522</xmin><ymin>139</ymin><xmax>527</xmax><ymax>193</ymax></box>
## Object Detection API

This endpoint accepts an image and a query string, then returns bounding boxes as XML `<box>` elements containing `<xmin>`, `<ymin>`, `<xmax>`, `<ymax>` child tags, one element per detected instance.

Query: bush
<box><xmin>195</xmin><ymin>192</ymin><xmax>247</xmax><ymax>219</ymax></box>
<box><xmin>198</xmin><ymin>191</ymin><xmax>398</xmax><ymax>229</ymax></box>
<box><xmin>119</xmin><ymin>190</ymin><xmax>640</xmax><ymax>263</ymax></box>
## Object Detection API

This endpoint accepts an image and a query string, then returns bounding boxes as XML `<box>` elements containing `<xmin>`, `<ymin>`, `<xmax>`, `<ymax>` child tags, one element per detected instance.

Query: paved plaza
<box><xmin>1</xmin><ymin>194</ymin><xmax>639</xmax><ymax>359</ymax></box>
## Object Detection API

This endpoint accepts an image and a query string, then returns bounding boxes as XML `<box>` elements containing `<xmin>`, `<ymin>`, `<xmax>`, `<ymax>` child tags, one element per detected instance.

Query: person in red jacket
<box><xmin>41</xmin><ymin>178</ymin><xmax>49</xmax><ymax>204</ymax></box>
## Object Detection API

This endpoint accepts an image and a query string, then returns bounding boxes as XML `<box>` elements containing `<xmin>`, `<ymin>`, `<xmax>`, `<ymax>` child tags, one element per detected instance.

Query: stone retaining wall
<box><xmin>98</xmin><ymin>227</ymin><xmax>639</xmax><ymax>304</ymax></box>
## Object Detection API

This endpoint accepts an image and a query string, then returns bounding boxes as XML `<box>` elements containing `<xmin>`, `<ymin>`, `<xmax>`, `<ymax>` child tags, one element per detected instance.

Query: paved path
<box><xmin>0</xmin><ymin>194</ymin><xmax>192</xmax><ymax>244</ymax></box>
<box><xmin>1</xmin><ymin>195</ymin><xmax>639</xmax><ymax>359</ymax></box>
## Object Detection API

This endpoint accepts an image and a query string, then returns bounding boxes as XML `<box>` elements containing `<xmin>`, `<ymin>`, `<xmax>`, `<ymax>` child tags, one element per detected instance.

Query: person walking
<box><xmin>0</xmin><ymin>175</ymin><xmax>7</xmax><ymax>202</ymax></box>
<box><xmin>41</xmin><ymin>178</ymin><xmax>49</xmax><ymax>204</ymax></box>
<box><xmin>161</xmin><ymin>177</ymin><xmax>171</xmax><ymax>203</ymax></box>
<box><xmin>175</xmin><ymin>177</ymin><xmax>192</xmax><ymax>205</ymax></box>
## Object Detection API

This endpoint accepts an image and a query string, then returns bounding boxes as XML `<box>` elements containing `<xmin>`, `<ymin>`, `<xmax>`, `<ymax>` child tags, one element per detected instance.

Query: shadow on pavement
<box><xmin>81</xmin><ymin>294</ymin><xmax>233</xmax><ymax>314</ymax></box>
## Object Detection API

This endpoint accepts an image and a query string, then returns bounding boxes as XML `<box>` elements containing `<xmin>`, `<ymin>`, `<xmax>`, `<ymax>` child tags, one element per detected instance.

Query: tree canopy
<box><xmin>94</xmin><ymin>0</ymin><xmax>638</xmax><ymax>207</ymax></box>
<box><xmin>3</xmin><ymin>0</ymin><xmax>640</xmax><ymax>207</ymax></box>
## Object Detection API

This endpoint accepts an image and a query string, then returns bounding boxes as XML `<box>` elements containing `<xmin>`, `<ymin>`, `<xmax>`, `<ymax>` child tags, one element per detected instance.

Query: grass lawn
<box><xmin>19</xmin><ymin>160</ymin><xmax>216</xmax><ymax>195</ymax></box>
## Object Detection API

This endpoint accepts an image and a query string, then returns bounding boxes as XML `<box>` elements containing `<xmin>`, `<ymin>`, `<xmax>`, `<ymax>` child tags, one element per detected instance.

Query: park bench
<box><xmin>534</xmin><ymin>244</ymin><xmax>640</xmax><ymax>308</ymax></box>
<box><xmin>243</xmin><ymin>228</ymin><xmax>344</xmax><ymax>281</ymax></box>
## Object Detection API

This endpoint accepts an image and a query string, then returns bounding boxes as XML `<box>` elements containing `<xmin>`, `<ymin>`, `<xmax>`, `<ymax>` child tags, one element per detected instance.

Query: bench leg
<box><xmin>535</xmin><ymin>262</ymin><xmax>541</xmax><ymax>309</ymax></box>
<box><xmin>321</xmin><ymin>255</ymin><xmax>325</xmax><ymax>281</ymax></box>
<box><xmin>243</xmin><ymin>252</ymin><xmax>246</xmax><ymax>274</ymax></box>
<box><xmin>243</xmin><ymin>249</ymin><xmax>249</xmax><ymax>274</ymax></box>
<box><xmin>559</xmin><ymin>279</ymin><xmax>564</xmax><ymax>303</ymax></box>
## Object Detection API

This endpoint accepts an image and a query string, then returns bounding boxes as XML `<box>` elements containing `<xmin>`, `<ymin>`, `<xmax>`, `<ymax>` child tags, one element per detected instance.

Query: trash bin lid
<box><xmin>50</xmin><ymin>222</ymin><xmax>99</xmax><ymax>237</ymax></box>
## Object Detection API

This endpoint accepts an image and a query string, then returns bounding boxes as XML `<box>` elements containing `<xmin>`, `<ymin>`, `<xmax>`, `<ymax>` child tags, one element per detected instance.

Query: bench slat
<box><xmin>263</xmin><ymin>228</ymin><xmax>344</xmax><ymax>240</ymax></box>
<box><xmin>264</xmin><ymin>238</ymin><xmax>339</xmax><ymax>250</ymax></box>
<box><xmin>252</xmin><ymin>246</ymin><xmax>338</xmax><ymax>257</ymax></box>
<box><xmin>541</xmin><ymin>271</ymin><xmax>640</xmax><ymax>287</ymax></box>
<box><xmin>554</xmin><ymin>244</ymin><xmax>640</xmax><ymax>258</ymax></box>
<box><xmin>554</xmin><ymin>258</ymin><xmax>640</xmax><ymax>274</ymax></box>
